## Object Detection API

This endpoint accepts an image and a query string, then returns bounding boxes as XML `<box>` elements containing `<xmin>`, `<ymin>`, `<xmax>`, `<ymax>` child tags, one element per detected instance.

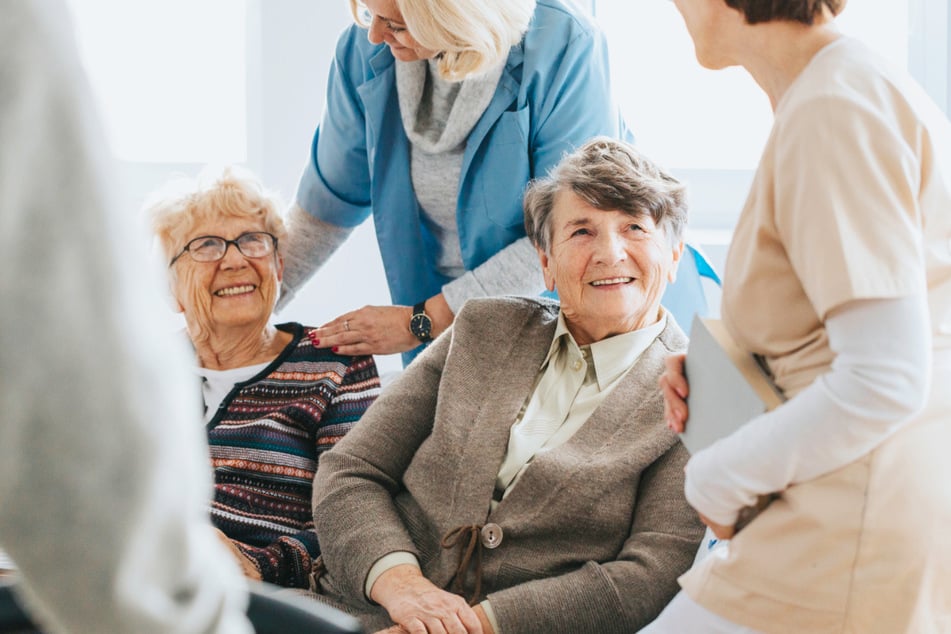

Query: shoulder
<box><xmin>454</xmin><ymin>296</ymin><xmax>559</xmax><ymax>331</ymax></box>
<box><xmin>280</xmin><ymin>323</ymin><xmax>378</xmax><ymax>379</ymax></box>
<box><xmin>515</xmin><ymin>0</ymin><xmax>609</xmax><ymax>96</ymax></box>
<box><xmin>530</xmin><ymin>0</ymin><xmax>601</xmax><ymax>37</ymax></box>
<box><xmin>657</xmin><ymin>314</ymin><xmax>689</xmax><ymax>355</ymax></box>
<box><xmin>778</xmin><ymin>39</ymin><xmax>919</xmax><ymax>135</ymax></box>
<box><xmin>525</xmin><ymin>0</ymin><xmax>603</xmax><ymax>47</ymax></box>
<box><xmin>331</xmin><ymin>23</ymin><xmax>393</xmax><ymax>85</ymax></box>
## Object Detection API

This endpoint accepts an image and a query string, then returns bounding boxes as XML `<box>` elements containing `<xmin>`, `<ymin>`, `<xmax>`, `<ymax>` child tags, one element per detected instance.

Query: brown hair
<box><xmin>724</xmin><ymin>0</ymin><xmax>844</xmax><ymax>25</ymax></box>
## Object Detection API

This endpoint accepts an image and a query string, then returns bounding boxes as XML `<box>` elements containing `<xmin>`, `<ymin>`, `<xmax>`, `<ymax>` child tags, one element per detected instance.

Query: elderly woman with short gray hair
<box><xmin>311</xmin><ymin>138</ymin><xmax>703</xmax><ymax>634</ymax></box>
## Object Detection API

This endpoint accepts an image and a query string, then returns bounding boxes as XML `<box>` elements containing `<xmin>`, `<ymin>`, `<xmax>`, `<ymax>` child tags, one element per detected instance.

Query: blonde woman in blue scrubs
<box><xmin>279</xmin><ymin>0</ymin><xmax>630</xmax><ymax>364</ymax></box>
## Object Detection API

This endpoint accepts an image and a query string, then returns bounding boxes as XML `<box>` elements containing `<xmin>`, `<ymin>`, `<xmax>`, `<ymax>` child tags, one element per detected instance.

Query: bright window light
<box><xmin>595</xmin><ymin>1</ymin><xmax>911</xmax><ymax>171</ymax></box>
<box><xmin>65</xmin><ymin>0</ymin><xmax>247</xmax><ymax>163</ymax></box>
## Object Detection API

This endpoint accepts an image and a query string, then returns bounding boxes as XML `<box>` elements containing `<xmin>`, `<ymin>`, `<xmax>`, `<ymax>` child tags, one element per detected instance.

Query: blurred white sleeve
<box><xmin>0</xmin><ymin>2</ymin><xmax>251</xmax><ymax>632</ymax></box>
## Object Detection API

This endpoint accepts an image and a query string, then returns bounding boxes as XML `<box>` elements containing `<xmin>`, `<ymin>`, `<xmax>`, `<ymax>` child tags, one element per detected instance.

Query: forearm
<box><xmin>686</xmin><ymin>295</ymin><xmax>930</xmax><ymax>525</ymax></box>
<box><xmin>277</xmin><ymin>204</ymin><xmax>353</xmax><ymax>310</ymax></box>
<box><xmin>488</xmin><ymin>560</ymin><xmax>669</xmax><ymax>634</ymax></box>
<box><xmin>234</xmin><ymin>534</ymin><xmax>317</xmax><ymax>588</ymax></box>
<box><xmin>313</xmin><ymin>337</ymin><xmax>449</xmax><ymax>596</ymax></box>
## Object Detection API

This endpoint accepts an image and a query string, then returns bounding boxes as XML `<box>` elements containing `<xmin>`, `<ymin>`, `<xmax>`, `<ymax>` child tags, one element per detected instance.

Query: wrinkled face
<box><xmin>539</xmin><ymin>190</ymin><xmax>683</xmax><ymax>345</ymax></box>
<box><xmin>170</xmin><ymin>215</ymin><xmax>283</xmax><ymax>340</ymax></box>
<box><xmin>361</xmin><ymin>0</ymin><xmax>438</xmax><ymax>62</ymax></box>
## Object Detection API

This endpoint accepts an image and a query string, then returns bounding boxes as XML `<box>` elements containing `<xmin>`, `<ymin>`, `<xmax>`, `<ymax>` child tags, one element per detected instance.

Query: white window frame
<box><xmin>587</xmin><ymin>0</ymin><xmax>951</xmax><ymax>273</ymax></box>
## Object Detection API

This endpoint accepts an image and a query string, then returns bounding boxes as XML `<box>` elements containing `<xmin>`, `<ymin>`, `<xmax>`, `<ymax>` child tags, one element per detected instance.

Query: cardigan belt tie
<box><xmin>440</xmin><ymin>524</ymin><xmax>484</xmax><ymax>605</ymax></box>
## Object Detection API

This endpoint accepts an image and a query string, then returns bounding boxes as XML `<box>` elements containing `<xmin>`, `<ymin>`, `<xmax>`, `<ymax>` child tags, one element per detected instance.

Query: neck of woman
<box><xmin>193</xmin><ymin>323</ymin><xmax>289</xmax><ymax>371</ymax></box>
<box><xmin>738</xmin><ymin>16</ymin><xmax>841</xmax><ymax>111</ymax></box>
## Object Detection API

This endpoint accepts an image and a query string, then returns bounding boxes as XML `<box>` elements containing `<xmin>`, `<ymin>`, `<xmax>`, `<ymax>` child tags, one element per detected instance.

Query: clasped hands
<box><xmin>370</xmin><ymin>564</ymin><xmax>493</xmax><ymax>634</ymax></box>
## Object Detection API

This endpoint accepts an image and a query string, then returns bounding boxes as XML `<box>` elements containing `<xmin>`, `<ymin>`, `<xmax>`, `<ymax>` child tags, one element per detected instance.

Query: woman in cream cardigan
<box><xmin>651</xmin><ymin>1</ymin><xmax>951</xmax><ymax>632</ymax></box>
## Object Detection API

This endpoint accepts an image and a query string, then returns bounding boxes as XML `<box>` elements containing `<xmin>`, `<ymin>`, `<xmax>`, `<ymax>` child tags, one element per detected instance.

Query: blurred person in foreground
<box><xmin>0</xmin><ymin>1</ymin><xmax>252</xmax><ymax>631</ymax></box>
<box><xmin>311</xmin><ymin>138</ymin><xmax>704</xmax><ymax>634</ymax></box>
<box><xmin>148</xmin><ymin>167</ymin><xmax>380</xmax><ymax>588</ymax></box>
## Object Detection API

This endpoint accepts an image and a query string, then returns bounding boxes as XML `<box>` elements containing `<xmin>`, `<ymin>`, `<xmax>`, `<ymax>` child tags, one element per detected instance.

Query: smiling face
<box><xmin>171</xmin><ymin>214</ymin><xmax>283</xmax><ymax>343</ymax></box>
<box><xmin>360</xmin><ymin>0</ymin><xmax>438</xmax><ymax>62</ymax></box>
<box><xmin>539</xmin><ymin>190</ymin><xmax>683</xmax><ymax>345</ymax></box>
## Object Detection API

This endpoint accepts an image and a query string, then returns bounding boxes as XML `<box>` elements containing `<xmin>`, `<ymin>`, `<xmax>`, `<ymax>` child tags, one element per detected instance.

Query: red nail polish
<box><xmin>312</xmin><ymin>338</ymin><xmax>320</xmax><ymax>346</ymax></box>
<box><xmin>331</xmin><ymin>346</ymin><xmax>339</xmax><ymax>353</ymax></box>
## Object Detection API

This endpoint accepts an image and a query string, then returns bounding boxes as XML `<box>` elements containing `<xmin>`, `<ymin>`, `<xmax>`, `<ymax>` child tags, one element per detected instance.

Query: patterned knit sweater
<box><xmin>208</xmin><ymin>322</ymin><xmax>379</xmax><ymax>588</ymax></box>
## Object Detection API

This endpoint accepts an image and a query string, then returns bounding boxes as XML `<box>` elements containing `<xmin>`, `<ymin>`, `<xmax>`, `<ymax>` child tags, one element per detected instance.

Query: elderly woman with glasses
<box><xmin>310</xmin><ymin>138</ymin><xmax>704</xmax><ymax>634</ymax></box>
<box><xmin>149</xmin><ymin>167</ymin><xmax>381</xmax><ymax>589</ymax></box>
<box><xmin>279</xmin><ymin>0</ymin><xmax>630</xmax><ymax>366</ymax></box>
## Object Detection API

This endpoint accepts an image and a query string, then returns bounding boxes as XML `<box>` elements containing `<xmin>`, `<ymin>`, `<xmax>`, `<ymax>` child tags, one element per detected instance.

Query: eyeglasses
<box><xmin>356</xmin><ymin>2</ymin><xmax>407</xmax><ymax>34</ymax></box>
<box><xmin>169</xmin><ymin>232</ymin><xmax>278</xmax><ymax>267</ymax></box>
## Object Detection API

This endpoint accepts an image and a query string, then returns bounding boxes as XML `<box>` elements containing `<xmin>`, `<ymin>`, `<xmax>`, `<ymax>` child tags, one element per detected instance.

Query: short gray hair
<box><xmin>523</xmin><ymin>137</ymin><xmax>687</xmax><ymax>253</ymax></box>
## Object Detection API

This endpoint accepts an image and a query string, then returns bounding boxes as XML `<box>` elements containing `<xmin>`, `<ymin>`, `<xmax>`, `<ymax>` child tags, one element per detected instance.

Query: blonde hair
<box><xmin>148</xmin><ymin>166</ymin><xmax>287</xmax><ymax>266</ymax></box>
<box><xmin>146</xmin><ymin>167</ymin><xmax>287</xmax><ymax>348</ymax></box>
<box><xmin>350</xmin><ymin>0</ymin><xmax>536</xmax><ymax>80</ymax></box>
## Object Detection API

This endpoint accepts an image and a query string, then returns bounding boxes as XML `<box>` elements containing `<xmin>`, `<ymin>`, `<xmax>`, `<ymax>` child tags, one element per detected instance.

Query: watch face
<box><xmin>410</xmin><ymin>312</ymin><xmax>433</xmax><ymax>342</ymax></box>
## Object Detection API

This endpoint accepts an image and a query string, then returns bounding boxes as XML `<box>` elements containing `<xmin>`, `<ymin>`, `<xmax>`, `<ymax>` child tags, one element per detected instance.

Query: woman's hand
<box><xmin>659</xmin><ymin>353</ymin><xmax>689</xmax><ymax>433</ymax></box>
<box><xmin>371</xmin><ymin>564</ymin><xmax>483</xmax><ymax>634</ymax></box>
<box><xmin>213</xmin><ymin>528</ymin><xmax>262</xmax><ymax>581</ymax></box>
<box><xmin>309</xmin><ymin>294</ymin><xmax>455</xmax><ymax>356</ymax></box>
<box><xmin>373</xmin><ymin>606</ymin><xmax>493</xmax><ymax>634</ymax></box>
<box><xmin>312</xmin><ymin>305</ymin><xmax>417</xmax><ymax>355</ymax></box>
<box><xmin>698</xmin><ymin>512</ymin><xmax>736</xmax><ymax>541</ymax></box>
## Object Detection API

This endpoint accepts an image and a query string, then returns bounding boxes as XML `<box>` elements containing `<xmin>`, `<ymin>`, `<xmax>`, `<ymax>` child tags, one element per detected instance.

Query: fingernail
<box><xmin>331</xmin><ymin>346</ymin><xmax>339</xmax><ymax>353</ymax></box>
<box><xmin>312</xmin><ymin>338</ymin><xmax>320</xmax><ymax>346</ymax></box>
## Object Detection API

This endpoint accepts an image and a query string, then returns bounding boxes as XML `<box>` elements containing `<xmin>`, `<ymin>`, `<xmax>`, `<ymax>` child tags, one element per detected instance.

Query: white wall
<box><xmin>113</xmin><ymin>2</ymin><xmax>403</xmax><ymax>375</ymax></box>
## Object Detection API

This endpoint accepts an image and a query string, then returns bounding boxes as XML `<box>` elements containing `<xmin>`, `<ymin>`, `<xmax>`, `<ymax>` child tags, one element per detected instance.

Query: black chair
<box><xmin>0</xmin><ymin>577</ymin><xmax>363</xmax><ymax>633</ymax></box>
<box><xmin>247</xmin><ymin>581</ymin><xmax>363</xmax><ymax>634</ymax></box>
<box><xmin>0</xmin><ymin>579</ymin><xmax>38</xmax><ymax>634</ymax></box>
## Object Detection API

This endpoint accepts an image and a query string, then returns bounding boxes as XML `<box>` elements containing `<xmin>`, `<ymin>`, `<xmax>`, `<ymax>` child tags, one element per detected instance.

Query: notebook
<box><xmin>680</xmin><ymin>316</ymin><xmax>784</xmax><ymax>455</ymax></box>
<box><xmin>681</xmin><ymin>316</ymin><xmax>785</xmax><ymax>532</ymax></box>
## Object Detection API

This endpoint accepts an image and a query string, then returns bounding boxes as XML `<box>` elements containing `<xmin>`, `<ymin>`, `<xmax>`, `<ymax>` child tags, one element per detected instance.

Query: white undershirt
<box><xmin>196</xmin><ymin>363</ymin><xmax>270</xmax><ymax>424</ymax></box>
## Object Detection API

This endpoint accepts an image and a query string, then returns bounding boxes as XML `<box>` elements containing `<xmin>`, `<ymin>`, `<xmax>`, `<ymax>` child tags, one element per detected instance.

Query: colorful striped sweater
<box><xmin>207</xmin><ymin>322</ymin><xmax>379</xmax><ymax>588</ymax></box>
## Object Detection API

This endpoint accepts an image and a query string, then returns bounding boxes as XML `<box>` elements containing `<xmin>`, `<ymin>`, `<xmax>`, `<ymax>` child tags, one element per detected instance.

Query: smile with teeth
<box><xmin>214</xmin><ymin>284</ymin><xmax>256</xmax><ymax>297</ymax></box>
<box><xmin>590</xmin><ymin>277</ymin><xmax>634</xmax><ymax>286</ymax></box>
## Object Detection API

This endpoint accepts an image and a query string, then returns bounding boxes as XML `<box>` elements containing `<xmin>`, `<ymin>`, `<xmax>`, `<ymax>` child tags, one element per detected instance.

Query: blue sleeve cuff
<box><xmin>295</xmin><ymin>130</ymin><xmax>372</xmax><ymax>229</ymax></box>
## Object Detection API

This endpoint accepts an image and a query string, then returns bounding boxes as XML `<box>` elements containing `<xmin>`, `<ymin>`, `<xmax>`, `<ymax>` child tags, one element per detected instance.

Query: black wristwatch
<box><xmin>409</xmin><ymin>301</ymin><xmax>433</xmax><ymax>344</ymax></box>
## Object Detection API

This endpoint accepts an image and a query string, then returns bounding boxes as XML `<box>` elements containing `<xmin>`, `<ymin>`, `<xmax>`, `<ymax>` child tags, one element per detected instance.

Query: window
<box><xmin>593</xmin><ymin>0</ymin><xmax>928</xmax><ymax>231</ymax></box>
<box><xmin>65</xmin><ymin>0</ymin><xmax>247</xmax><ymax>163</ymax></box>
